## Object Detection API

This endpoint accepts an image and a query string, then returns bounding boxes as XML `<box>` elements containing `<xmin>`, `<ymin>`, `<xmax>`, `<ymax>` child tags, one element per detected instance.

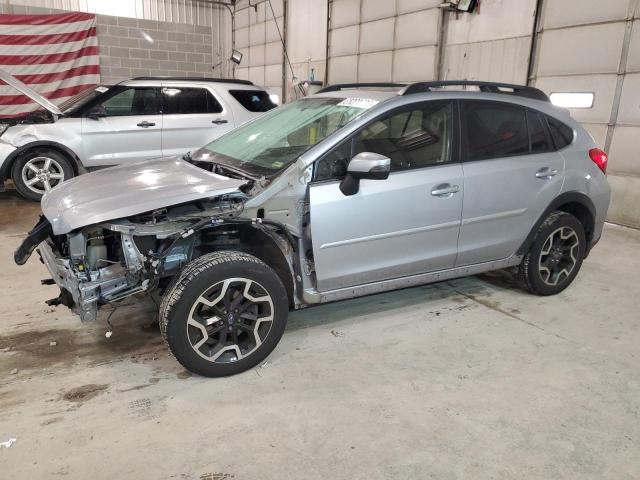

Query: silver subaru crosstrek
<box><xmin>15</xmin><ymin>81</ymin><xmax>611</xmax><ymax>377</ymax></box>
<box><xmin>0</xmin><ymin>70</ymin><xmax>276</xmax><ymax>201</ymax></box>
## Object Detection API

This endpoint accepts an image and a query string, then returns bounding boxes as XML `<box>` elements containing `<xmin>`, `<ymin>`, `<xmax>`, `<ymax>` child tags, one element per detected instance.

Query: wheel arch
<box><xmin>1</xmin><ymin>140</ymin><xmax>82</xmax><ymax>181</ymax></box>
<box><xmin>518</xmin><ymin>191</ymin><xmax>596</xmax><ymax>257</ymax></box>
<box><xmin>194</xmin><ymin>222</ymin><xmax>297</xmax><ymax>308</ymax></box>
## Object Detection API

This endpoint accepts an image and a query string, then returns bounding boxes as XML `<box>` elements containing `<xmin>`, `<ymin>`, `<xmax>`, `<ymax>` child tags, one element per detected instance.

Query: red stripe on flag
<box><xmin>0</xmin><ymin>113</ymin><xmax>30</xmax><ymax>119</ymax></box>
<box><xmin>9</xmin><ymin>65</ymin><xmax>101</xmax><ymax>85</ymax></box>
<box><xmin>0</xmin><ymin>46</ymin><xmax>99</xmax><ymax>65</ymax></box>
<box><xmin>0</xmin><ymin>27</ymin><xmax>97</xmax><ymax>45</ymax></box>
<box><xmin>0</xmin><ymin>83</ymin><xmax>97</xmax><ymax>106</ymax></box>
<box><xmin>0</xmin><ymin>12</ymin><xmax>94</xmax><ymax>25</ymax></box>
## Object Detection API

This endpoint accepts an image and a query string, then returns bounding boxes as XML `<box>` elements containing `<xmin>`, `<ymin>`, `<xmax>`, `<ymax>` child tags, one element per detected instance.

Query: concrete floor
<box><xmin>0</xmin><ymin>189</ymin><xmax>639</xmax><ymax>480</ymax></box>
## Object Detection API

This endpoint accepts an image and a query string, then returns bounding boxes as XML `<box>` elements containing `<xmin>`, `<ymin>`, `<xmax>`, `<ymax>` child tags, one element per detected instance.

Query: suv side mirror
<box><xmin>340</xmin><ymin>152</ymin><xmax>390</xmax><ymax>196</ymax></box>
<box><xmin>85</xmin><ymin>105</ymin><xmax>106</xmax><ymax>120</ymax></box>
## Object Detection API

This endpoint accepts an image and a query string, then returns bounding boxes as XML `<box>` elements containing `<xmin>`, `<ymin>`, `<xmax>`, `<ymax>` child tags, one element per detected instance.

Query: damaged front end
<box><xmin>16</xmin><ymin>195</ymin><xmax>249</xmax><ymax>322</ymax></box>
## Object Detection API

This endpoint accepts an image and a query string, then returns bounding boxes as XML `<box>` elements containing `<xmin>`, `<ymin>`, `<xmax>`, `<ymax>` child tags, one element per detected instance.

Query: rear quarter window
<box><xmin>546</xmin><ymin>115</ymin><xmax>574</xmax><ymax>150</ymax></box>
<box><xmin>229</xmin><ymin>89</ymin><xmax>277</xmax><ymax>112</ymax></box>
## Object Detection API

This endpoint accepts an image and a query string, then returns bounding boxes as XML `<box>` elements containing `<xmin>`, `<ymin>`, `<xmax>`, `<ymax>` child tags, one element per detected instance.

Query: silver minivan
<box><xmin>0</xmin><ymin>71</ymin><xmax>276</xmax><ymax>200</ymax></box>
<box><xmin>16</xmin><ymin>81</ymin><xmax>611</xmax><ymax>377</ymax></box>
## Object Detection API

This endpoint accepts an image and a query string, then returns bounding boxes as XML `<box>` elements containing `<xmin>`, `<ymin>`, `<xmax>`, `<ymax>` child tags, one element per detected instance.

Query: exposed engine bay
<box><xmin>17</xmin><ymin>192</ymin><xmax>299</xmax><ymax>324</ymax></box>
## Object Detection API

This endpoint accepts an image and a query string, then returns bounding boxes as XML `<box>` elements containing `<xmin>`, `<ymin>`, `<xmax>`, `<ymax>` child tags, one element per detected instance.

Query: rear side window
<box><xmin>528</xmin><ymin>110</ymin><xmax>553</xmax><ymax>154</ymax></box>
<box><xmin>546</xmin><ymin>115</ymin><xmax>574</xmax><ymax>150</ymax></box>
<box><xmin>229</xmin><ymin>89</ymin><xmax>277</xmax><ymax>112</ymax></box>
<box><xmin>162</xmin><ymin>87</ymin><xmax>222</xmax><ymax>114</ymax></box>
<box><xmin>464</xmin><ymin>101</ymin><xmax>529</xmax><ymax>161</ymax></box>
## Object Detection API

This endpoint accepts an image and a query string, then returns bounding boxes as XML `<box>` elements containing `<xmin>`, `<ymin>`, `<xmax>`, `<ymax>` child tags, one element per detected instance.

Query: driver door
<box><xmin>309</xmin><ymin>100</ymin><xmax>464</xmax><ymax>292</ymax></box>
<box><xmin>80</xmin><ymin>86</ymin><xmax>162</xmax><ymax>167</ymax></box>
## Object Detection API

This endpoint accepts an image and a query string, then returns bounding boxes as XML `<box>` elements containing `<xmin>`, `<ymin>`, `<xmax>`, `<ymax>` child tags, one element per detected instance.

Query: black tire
<box><xmin>11</xmin><ymin>149</ymin><xmax>75</xmax><ymax>202</ymax></box>
<box><xmin>517</xmin><ymin>211</ymin><xmax>586</xmax><ymax>296</ymax></box>
<box><xmin>159</xmin><ymin>251</ymin><xmax>289</xmax><ymax>377</ymax></box>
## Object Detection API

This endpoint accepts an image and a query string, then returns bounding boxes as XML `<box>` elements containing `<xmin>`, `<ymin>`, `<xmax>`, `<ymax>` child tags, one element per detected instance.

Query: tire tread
<box><xmin>517</xmin><ymin>211</ymin><xmax>581</xmax><ymax>295</ymax></box>
<box><xmin>159</xmin><ymin>250</ymin><xmax>283</xmax><ymax>373</ymax></box>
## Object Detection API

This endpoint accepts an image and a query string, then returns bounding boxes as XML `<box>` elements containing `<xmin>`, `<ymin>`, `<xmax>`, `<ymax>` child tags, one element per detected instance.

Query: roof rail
<box><xmin>130</xmin><ymin>76</ymin><xmax>254</xmax><ymax>86</ymax></box>
<box><xmin>317</xmin><ymin>82</ymin><xmax>405</xmax><ymax>93</ymax></box>
<box><xmin>402</xmin><ymin>81</ymin><xmax>549</xmax><ymax>102</ymax></box>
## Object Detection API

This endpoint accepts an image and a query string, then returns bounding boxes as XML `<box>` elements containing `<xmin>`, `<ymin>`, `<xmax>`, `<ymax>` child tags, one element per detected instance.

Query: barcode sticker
<box><xmin>337</xmin><ymin>97</ymin><xmax>379</xmax><ymax>109</ymax></box>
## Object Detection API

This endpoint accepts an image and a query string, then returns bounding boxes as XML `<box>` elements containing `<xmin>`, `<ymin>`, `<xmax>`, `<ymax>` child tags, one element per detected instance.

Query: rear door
<box><xmin>160</xmin><ymin>85</ymin><xmax>234</xmax><ymax>157</ymax></box>
<box><xmin>456</xmin><ymin>100</ymin><xmax>565</xmax><ymax>266</ymax></box>
<box><xmin>80</xmin><ymin>86</ymin><xmax>162</xmax><ymax>166</ymax></box>
<box><xmin>309</xmin><ymin>100</ymin><xmax>463</xmax><ymax>292</ymax></box>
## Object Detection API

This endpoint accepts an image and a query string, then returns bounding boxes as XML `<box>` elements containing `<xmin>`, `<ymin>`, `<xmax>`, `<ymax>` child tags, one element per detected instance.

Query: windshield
<box><xmin>197</xmin><ymin>96</ymin><xmax>379</xmax><ymax>176</ymax></box>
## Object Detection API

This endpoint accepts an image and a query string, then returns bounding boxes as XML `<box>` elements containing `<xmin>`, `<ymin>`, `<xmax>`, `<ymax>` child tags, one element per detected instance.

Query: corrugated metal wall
<box><xmin>285</xmin><ymin>0</ymin><xmax>327</xmax><ymax>101</ymax></box>
<box><xmin>233</xmin><ymin>0</ymin><xmax>285</xmax><ymax>100</ymax></box>
<box><xmin>327</xmin><ymin>0</ymin><xmax>441</xmax><ymax>84</ymax></box>
<box><xmin>442</xmin><ymin>0</ymin><xmax>536</xmax><ymax>83</ymax></box>
<box><xmin>1</xmin><ymin>0</ymin><xmax>218</xmax><ymax>25</ymax></box>
<box><xmin>531</xmin><ymin>0</ymin><xmax>640</xmax><ymax>227</ymax></box>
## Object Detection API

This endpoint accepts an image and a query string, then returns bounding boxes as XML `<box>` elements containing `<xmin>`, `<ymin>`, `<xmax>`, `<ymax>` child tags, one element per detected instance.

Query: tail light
<box><xmin>589</xmin><ymin>148</ymin><xmax>608</xmax><ymax>174</ymax></box>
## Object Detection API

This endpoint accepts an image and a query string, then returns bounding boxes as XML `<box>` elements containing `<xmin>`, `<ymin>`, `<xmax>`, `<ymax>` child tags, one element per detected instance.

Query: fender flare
<box><xmin>517</xmin><ymin>191</ymin><xmax>596</xmax><ymax>256</ymax></box>
<box><xmin>0</xmin><ymin>140</ymin><xmax>83</xmax><ymax>181</ymax></box>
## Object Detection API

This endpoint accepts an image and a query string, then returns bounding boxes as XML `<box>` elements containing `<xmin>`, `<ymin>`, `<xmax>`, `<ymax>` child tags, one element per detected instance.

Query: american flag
<box><xmin>0</xmin><ymin>12</ymin><xmax>100</xmax><ymax>119</ymax></box>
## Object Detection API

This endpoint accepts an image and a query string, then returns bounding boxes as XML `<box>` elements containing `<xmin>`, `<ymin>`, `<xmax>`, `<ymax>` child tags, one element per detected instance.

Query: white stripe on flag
<box><xmin>0</xmin><ymin>55</ymin><xmax>100</xmax><ymax>75</ymax></box>
<box><xmin>0</xmin><ymin>18</ymin><xmax>96</xmax><ymax>35</ymax></box>
<box><xmin>0</xmin><ymin>74</ymin><xmax>101</xmax><ymax>97</ymax></box>
<box><xmin>0</xmin><ymin>36</ymin><xmax>98</xmax><ymax>56</ymax></box>
<box><xmin>0</xmin><ymin>94</ymin><xmax>77</xmax><ymax>115</ymax></box>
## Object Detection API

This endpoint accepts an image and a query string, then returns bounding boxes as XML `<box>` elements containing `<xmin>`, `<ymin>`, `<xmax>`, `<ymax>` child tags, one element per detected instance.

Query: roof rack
<box><xmin>130</xmin><ymin>77</ymin><xmax>254</xmax><ymax>86</ymax></box>
<box><xmin>316</xmin><ymin>82</ymin><xmax>405</xmax><ymax>93</ymax></box>
<box><xmin>402</xmin><ymin>81</ymin><xmax>549</xmax><ymax>102</ymax></box>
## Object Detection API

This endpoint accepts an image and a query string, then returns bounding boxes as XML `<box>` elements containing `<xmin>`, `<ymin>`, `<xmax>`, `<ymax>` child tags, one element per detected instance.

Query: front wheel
<box><xmin>11</xmin><ymin>149</ymin><xmax>74</xmax><ymax>201</ymax></box>
<box><xmin>517</xmin><ymin>211</ymin><xmax>586</xmax><ymax>296</ymax></box>
<box><xmin>159</xmin><ymin>251</ymin><xmax>289</xmax><ymax>377</ymax></box>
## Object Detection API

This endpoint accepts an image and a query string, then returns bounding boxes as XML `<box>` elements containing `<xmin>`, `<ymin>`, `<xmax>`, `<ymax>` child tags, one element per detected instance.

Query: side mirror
<box><xmin>339</xmin><ymin>152</ymin><xmax>390</xmax><ymax>196</ymax></box>
<box><xmin>85</xmin><ymin>105</ymin><xmax>106</xmax><ymax>120</ymax></box>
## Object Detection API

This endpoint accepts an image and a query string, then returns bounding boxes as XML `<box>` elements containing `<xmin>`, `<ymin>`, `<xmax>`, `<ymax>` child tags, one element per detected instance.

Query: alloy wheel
<box><xmin>186</xmin><ymin>278</ymin><xmax>274</xmax><ymax>364</ymax></box>
<box><xmin>21</xmin><ymin>156</ymin><xmax>65</xmax><ymax>195</ymax></box>
<box><xmin>538</xmin><ymin>226</ymin><xmax>580</xmax><ymax>286</ymax></box>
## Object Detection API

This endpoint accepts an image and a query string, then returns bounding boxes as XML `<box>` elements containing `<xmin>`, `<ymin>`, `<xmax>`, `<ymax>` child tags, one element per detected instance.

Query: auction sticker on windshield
<box><xmin>337</xmin><ymin>98</ymin><xmax>379</xmax><ymax>109</ymax></box>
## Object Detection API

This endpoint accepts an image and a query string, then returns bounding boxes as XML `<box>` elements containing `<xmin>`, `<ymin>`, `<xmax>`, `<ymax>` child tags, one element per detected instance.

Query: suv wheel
<box><xmin>160</xmin><ymin>251</ymin><xmax>289</xmax><ymax>377</ymax></box>
<box><xmin>517</xmin><ymin>211</ymin><xmax>586</xmax><ymax>296</ymax></box>
<box><xmin>11</xmin><ymin>149</ymin><xmax>74</xmax><ymax>201</ymax></box>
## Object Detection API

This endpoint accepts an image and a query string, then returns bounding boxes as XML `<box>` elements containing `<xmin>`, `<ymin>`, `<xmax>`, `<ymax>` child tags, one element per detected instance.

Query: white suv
<box><xmin>0</xmin><ymin>73</ymin><xmax>276</xmax><ymax>200</ymax></box>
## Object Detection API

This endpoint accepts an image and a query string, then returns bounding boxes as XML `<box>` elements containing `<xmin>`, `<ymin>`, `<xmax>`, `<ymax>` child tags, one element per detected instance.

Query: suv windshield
<box><xmin>196</xmin><ymin>96</ymin><xmax>378</xmax><ymax>177</ymax></box>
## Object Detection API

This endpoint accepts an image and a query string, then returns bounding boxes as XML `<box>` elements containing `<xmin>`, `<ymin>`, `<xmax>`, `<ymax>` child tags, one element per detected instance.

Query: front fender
<box><xmin>0</xmin><ymin>140</ymin><xmax>83</xmax><ymax>181</ymax></box>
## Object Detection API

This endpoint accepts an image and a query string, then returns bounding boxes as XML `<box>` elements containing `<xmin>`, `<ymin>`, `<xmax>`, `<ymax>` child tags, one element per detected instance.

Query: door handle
<box><xmin>137</xmin><ymin>121</ymin><xmax>155</xmax><ymax>128</ymax></box>
<box><xmin>211</xmin><ymin>119</ymin><xmax>228</xmax><ymax>124</ymax></box>
<box><xmin>535</xmin><ymin>167</ymin><xmax>558</xmax><ymax>179</ymax></box>
<box><xmin>430</xmin><ymin>183</ymin><xmax>460</xmax><ymax>197</ymax></box>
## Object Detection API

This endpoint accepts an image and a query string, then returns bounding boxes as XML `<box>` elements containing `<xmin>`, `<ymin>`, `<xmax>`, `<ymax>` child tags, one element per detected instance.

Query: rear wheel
<box><xmin>518</xmin><ymin>211</ymin><xmax>586</xmax><ymax>295</ymax></box>
<box><xmin>160</xmin><ymin>251</ymin><xmax>289</xmax><ymax>377</ymax></box>
<box><xmin>11</xmin><ymin>149</ymin><xmax>74</xmax><ymax>201</ymax></box>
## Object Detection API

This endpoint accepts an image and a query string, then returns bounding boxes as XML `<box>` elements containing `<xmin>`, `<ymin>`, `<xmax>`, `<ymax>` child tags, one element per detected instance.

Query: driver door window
<box><xmin>315</xmin><ymin>100</ymin><xmax>454</xmax><ymax>181</ymax></box>
<box><xmin>98</xmin><ymin>87</ymin><xmax>160</xmax><ymax>116</ymax></box>
<box><xmin>355</xmin><ymin>101</ymin><xmax>453</xmax><ymax>171</ymax></box>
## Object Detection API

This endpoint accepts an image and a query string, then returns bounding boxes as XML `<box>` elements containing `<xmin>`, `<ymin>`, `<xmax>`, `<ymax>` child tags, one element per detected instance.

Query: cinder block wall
<box><xmin>96</xmin><ymin>15</ymin><xmax>215</xmax><ymax>84</ymax></box>
<box><xmin>3</xmin><ymin>4</ymin><xmax>216</xmax><ymax>85</ymax></box>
